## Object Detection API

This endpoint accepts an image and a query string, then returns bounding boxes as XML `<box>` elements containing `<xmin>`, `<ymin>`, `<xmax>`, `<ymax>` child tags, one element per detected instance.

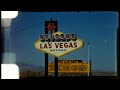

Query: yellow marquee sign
<box><xmin>48</xmin><ymin>61</ymin><xmax>89</xmax><ymax>73</ymax></box>
<box><xmin>34</xmin><ymin>31</ymin><xmax>84</xmax><ymax>58</ymax></box>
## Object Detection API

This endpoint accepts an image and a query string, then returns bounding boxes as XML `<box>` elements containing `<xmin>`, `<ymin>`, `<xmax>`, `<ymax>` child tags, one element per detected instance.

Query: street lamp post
<box><xmin>115</xmin><ymin>29</ymin><xmax>118</xmax><ymax>76</ymax></box>
<box><xmin>88</xmin><ymin>42</ymin><xmax>90</xmax><ymax>76</ymax></box>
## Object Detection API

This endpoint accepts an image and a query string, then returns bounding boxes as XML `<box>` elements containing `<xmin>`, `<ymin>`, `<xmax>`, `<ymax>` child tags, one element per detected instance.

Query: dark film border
<box><xmin>0</xmin><ymin>0</ymin><xmax>119</xmax><ymax>80</ymax></box>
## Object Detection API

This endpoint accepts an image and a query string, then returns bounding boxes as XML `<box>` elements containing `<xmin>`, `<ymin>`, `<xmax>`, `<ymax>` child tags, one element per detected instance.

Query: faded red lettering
<box><xmin>69</xmin><ymin>43</ymin><xmax>73</xmax><ymax>48</ymax></box>
<box><xmin>60</xmin><ymin>43</ymin><xmax>63</xmax><ymax>48</ymax></box>
<box><xmin>48</xmin><ymin>43</ymin><xmax>52</xmax><ymax>48</ymax></box>
<box><xmin>74</xmin><ymin>42</ymin><xmax>77</xmax><ymax>48</ymax></box>
<box><xmin>40</xmin><ymin>44</ymin><xmax>43</xmax><ymax>49</ymax></box>
<box><xmin>64</xmin><ymin>43</ymin><xmax>68</xmax><ymax>48</ymax></box>
<box><xmin>55</xmin><ymin>43</ymin><xmax>59</xmax><ymax>48</ymax></box>
<box><xmin>44</xmin><ymin>43</ymin><xmax>48</xmax><ymax>48</ymax></box>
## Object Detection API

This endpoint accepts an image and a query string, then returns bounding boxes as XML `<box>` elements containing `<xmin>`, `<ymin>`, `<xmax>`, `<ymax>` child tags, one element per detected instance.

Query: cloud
<box><xmin>1</xmin><ymin>19</ymin><xmax>12</xmax><ymax>28</ymax></box>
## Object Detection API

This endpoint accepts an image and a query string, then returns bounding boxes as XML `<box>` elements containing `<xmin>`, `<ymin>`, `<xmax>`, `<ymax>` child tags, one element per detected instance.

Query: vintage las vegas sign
<box><xmin>34</xmin><ymin>31</ymin><xmax>84</xmax><ymax>58</ymax></box>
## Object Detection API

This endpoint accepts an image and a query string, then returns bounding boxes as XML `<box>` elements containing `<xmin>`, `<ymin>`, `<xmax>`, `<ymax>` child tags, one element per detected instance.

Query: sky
<box><xmin>3</xmin><ymin>12</ymin><xmax>118</xmax><ymax>72</ymax></box>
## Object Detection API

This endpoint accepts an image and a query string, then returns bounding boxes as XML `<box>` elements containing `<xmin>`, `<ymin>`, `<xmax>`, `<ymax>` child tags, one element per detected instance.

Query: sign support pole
<box><xmin>45</xmin><ymin>22</ymin><xmax>48</xmax><ymax>77</ymax></box>
<box><xmin>90</xmin><ymin>60</ymin><xmax>91</xmax><ymax>76</ymax></box>
<box><xmin>55</xmin><ymin>57</ymin><xmax>58</xmax><ymax>77</ymax></box>
<box><xmin>54</xmin><ymin>20</ymin><xmax>58</xmax><ymax>77</ymax></box>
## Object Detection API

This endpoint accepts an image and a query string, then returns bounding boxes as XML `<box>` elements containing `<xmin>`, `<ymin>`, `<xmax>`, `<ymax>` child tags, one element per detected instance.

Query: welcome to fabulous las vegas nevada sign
<box><xmin>34</xmin><ymin>20</ymin><xmax>84</xmax><ymax>58</ymax></box>
<box><xmin>34</xmin><ymin>31</ymin><xmax>84</xmax><ymax>58</ymax></box>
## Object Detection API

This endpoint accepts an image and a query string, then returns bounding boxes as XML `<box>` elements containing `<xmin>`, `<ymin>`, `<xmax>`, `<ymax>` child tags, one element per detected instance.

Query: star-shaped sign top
<box><xmin>46</xmin><ymin>20</ymin><xmax>57</xmax><ymax>31</ymax></box>
<box><xmin>47</xmin><ymin>23</ymin><xmax>57</xmax><ymax>31</ymax></box>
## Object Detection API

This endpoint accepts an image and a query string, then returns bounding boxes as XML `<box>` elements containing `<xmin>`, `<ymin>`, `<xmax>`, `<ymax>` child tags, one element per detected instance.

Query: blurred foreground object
<box><xmin>1</xmin><ymin>11</ymin><xmax>18</xmax><ymax>19</ymax></box>
<box><xmin>1</xmin><ymin>11</ymin><xmax>18</xmax><ymax>28</ymax></box>
<box><xmin>1</xmin><ymin>64</ymin><xmax>19</xmax><ymax>79</ymax></box>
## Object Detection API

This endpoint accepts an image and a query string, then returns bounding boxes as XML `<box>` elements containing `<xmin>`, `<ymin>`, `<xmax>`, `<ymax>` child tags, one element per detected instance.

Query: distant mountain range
<box><xmin>16</xmin><ymin>62</ymin><xmax>45</xmax><ymax>72</ymax></box>
<box><xmin>16</xmin><ymin>62</ymin><xmax>115</xmax><ymax>73</ymax></box>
